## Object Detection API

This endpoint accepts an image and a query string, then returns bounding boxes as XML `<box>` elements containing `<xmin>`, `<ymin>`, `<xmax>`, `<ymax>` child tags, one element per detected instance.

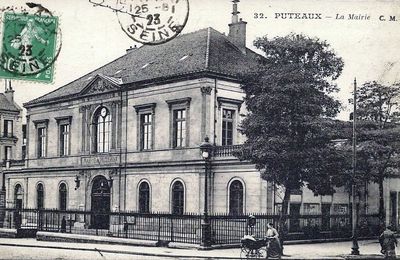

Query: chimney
<box><xmin>126</xmin><ymin>45</ymin><xmax>138</xmax><ymax>53</ymax></box>
<box><xmin>228</xmin><ymin>0</ymin><xmax>247</xmax><ymax>52</ymax></box>
<box><xmin>4</xmin><ymin>80</ymin><xmax>14</xmax><ymax>103</ymax></box>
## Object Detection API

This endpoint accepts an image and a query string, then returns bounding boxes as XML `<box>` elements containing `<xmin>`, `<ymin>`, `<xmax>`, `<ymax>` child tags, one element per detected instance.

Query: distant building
<box><xmin>3</xmin><ymin>2</ymin><xmax>399</xmax><ymax>231</ymax></box>
<box><xmin>0</xmin><ymin>81</ymin><xmax>23</xmax><ymax>184</ymax></box>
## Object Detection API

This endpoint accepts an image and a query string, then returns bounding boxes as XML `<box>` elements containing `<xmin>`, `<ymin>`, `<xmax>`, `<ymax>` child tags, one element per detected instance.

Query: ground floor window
<box><xmin>171</xmin><ymin>181</ymin><xmax>184</xmax><ymax>215</ymax></box>
<box><xmin>59</xmin><ymin>183</ymin><xmax>67</xmax><ymax>210</ymax></box>
<box><xmin>138</xmin><ymin>181</ymin><xmax>150</xmax><ymax>213</ymax></box>
<box><xmin>14</xmin><ymin>184</ymin><xmax>23</xmax><ymax>209</ymax></box>
<box><xmin>37</xmin><ymin>183</ymin><xmax>44</xmax><ymax>209</ymax></box>
<box><xmin>229</xmin><ymin>180</ymin><xmax>244</xmax><ymax>215</ymax></box>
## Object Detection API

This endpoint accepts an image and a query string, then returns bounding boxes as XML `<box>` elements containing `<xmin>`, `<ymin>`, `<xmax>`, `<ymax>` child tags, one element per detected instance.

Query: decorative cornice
<box><xmin>200</xmin><ymin>86</ymin><xmax>212</xmax><ymax>95</ymax></box>
<box><xmin>165</xmin><ymin>97</ymin><xmax>191</xmax><ymax>109</ymax></box>
<box><xmin>32</xmin><ymin>119</ymin><xmax>49</xmax><ymax>126</ymax></box>
<box><xmin>133</xmin><ymin>103</ymin><xmax>157</xmax><ymax>113</ymax></box>
<box><xmin>85</xmin><ymin>78</ymin><xmax>119</xmax><ymax>94</ymax></box>
<box><xmin>55</xmin><ymin>116</ymin><xmax>72</xmax><ymax>123</ymax></box>
<box><xmin>79</xmin><ymin>105</ymin><xmax>92</xmax><ymax>113</ymax></box>
<box><xmin>217</xmin><ymin>97</ymin><xmax>244</xmax><ymax>110</ymax></box>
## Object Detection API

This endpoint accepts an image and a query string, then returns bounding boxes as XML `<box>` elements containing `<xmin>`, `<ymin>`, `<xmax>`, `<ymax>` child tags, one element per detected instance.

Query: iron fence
<box><xmin>2</xmin><ymin>208</ymin><xmax>202</xmax><ymax>244</ymax></box>
<box><xmin>0</xmin><ymin>208</ymin><xmax>381</xmax><ymax>245</ymax></box>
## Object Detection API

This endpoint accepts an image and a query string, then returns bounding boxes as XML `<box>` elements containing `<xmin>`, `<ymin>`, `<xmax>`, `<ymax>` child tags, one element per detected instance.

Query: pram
<box><xmin>240</xmin><ymin>235</ymin><xmax>281</xmax><ymax>259</ymax></box>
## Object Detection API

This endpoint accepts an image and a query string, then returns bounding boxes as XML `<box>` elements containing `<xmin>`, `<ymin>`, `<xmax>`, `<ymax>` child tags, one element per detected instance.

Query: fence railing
<box><xmin>213</xmin><ymin>145</ymin><xmax>242</xmax><ymax>157</ymax></box>
<box><xmin>2</xmin><ymin>208</ymin><xmax>202</xmax><ymax>244</ymax></box>
<box><xmin>0</xmin><ymin>208</ymin><xmax>381</xmax><ymax>245</ymax></box>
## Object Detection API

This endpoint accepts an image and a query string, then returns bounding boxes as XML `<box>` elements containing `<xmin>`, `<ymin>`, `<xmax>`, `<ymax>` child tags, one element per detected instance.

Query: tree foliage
<box><xmin>236</xmin><ymin>33</ymin><xmax>345</xmax><ymax>217</ymax></box>
<box><xmin>350</xmin><ymin>81</ymin><xmax>400</xmax><ymax>222</ymax></box>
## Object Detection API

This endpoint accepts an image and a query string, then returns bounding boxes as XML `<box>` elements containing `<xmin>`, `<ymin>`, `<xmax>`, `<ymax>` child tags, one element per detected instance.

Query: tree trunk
<box><xmin>278</xmin><ymin>187</ymin><xmax>291</xmax><ymax>255</ymax></box>
<box><xmin>378</xmin><ymin>178</ymin><xmax>386</xmax><ymax>227</ymax></box>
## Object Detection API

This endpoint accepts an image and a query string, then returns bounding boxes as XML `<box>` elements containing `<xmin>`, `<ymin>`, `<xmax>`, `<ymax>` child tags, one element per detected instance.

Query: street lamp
<box><xmin>351</xmin><ymin>78</ymin><xmax>359</xmax><ymax>255</ymax></box>
<box><xmin>200</xmin><ymin>136</ymin><xmax>213</xmax><ymax>247</ymax></box>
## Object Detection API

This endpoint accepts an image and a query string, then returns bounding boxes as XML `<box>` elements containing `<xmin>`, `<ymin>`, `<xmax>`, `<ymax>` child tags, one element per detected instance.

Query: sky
<box><xmin>1</xmin><ymin>0</ymin><xmax>399</xmax><ymax>120</ymax></box>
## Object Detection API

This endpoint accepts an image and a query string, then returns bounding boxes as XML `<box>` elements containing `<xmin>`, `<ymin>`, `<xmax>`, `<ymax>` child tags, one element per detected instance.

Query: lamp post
<box><xmin>351</xmin><ymin>78</ymin><xmax>360</xmax><ymax>255</ymax></box>
<box><xmin>200</xmin><ymin>136</ymin><xmax>213</xmax><ymax>248</ymax></box>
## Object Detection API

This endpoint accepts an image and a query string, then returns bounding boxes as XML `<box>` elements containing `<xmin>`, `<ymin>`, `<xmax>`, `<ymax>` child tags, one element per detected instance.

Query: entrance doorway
<box><xmin>289</xmin><ymin>203</ymin><xmax>301</xmax><ymax>232</ymax></box>
<box><xmin>321</xmin><ymin>204</ymin><xmax>331</xmax><ymax>231</ymax></box>
<box><xmin>91</xmin><ymin>176</ymin><xmax>110</xmax><ymax>229</ymax></box>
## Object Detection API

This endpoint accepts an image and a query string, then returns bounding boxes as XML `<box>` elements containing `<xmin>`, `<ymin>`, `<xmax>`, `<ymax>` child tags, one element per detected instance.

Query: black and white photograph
<box><xmin>0</xmin><ymin>0</ymin><xmax>398</xmax><ymax>259</ymax></box>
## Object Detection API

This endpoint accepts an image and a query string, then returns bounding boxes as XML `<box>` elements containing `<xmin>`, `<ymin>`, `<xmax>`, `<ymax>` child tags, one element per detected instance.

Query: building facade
<box><xmin>0</xmin><ymin>82</ymin><xmax>23</xmax><ymax>187</ymax></box>
<box><xmin>3</xmin><ymin>9</ymin><xmax>400</xmax><ymax>230</ymax></box>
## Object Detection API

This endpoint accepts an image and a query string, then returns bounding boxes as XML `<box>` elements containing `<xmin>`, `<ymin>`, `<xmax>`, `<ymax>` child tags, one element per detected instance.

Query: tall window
<box><xmin>138</xmin><ymin>182</ymin><xmax>150</xmax><ymax>213</ymax></box>
<box><xmin>173</xmin><ymin>109</ymin><xmax>186</xmax><ymax>148</ymax></box>
<box><xmin>22</xmin><ymin>125</ymin><xmax>27</xmax><ymax>160</ymax></box>
<box><xmin>4</xmin><ymin>146</ymin><xmax>11</xmax><ymax>161</ymax></box>
<box><xmin>229</xmin><ymin>180</ymin><xmax>244</xmax><ymax>215</ymax></box>
<box><xmin>59</xmin><ymin>183</ymin><xmax>67</xmax><ymax>210</ymax></box>
<box><xmin>171</xmin><ymin>181</ymin><xmax>184</xmax><ymax>215</ymax></box>
<box><xmin>94</xmin><ymin>107</ymin><xmax>112</xmax><ymax>153</ymax></box>
<box><xmin>3</xmin><ymin>120</ymin><xmax>13</xmax><ymax>137</ymax></box>
<box><xmin>222</xmin><ymin>109</ymin><xmax>234</xmax><ymax>146</ymax></box>
<box><xmin>59</xmin><ymin>124</ymin><xmax>70</xmax><ymax>156</ymax></box>
<box><xmin>22</xmin><ymin>125</ymin><xmax>27</xmax><ymax>145</ymax></box>
<box><xmin>37</xmin><ymin>127</ymin><xmax>46</xmax><ymax>157</ymax></box>
<box><xmin>37</xmin><ymin>183</ymin><xmax>44</xmax><ymax>209</ymax></box>
<box><xmin>140</xmin><ymin>114</ymin><xmax>152</xmax><ymax>150</ymax></box>
<box><xmin>14</xmin><ymin>184</ymin><xmax>23</xmax><ymax>209</ymax></box>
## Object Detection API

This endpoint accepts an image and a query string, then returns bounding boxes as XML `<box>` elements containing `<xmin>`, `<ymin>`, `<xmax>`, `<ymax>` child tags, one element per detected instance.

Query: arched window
<box><xmin>171</xmin><ymin>181</ymin><xmax>184</xmax><ymax>215</ymax></box>
<box><xmin>138</xmin><ymin>181</ymin><xmax>150</xmax><ymax>213</ymax></box>
<box><xmin>14</xmin><ymin>184</ymin><xmax>23</xmax><ymax>209</ymax></box>
<box><xmin>94</xmin><ymin>107</ymin><xmax>112</xmax><ymax>153</ymax></box>
<box><xmin>37</xmin><ymin>183</ymin><xmax>44</xmax><ymax>209</ymax></box>
<box><xmin>59</xmin><ymin>183</ymin><xmax>67</xmax><ymax>210</ymax></box>
<box><xmin>229</xmin><ymin>180</ymin><xmax>243</xmax><ymax>215</ymax></box>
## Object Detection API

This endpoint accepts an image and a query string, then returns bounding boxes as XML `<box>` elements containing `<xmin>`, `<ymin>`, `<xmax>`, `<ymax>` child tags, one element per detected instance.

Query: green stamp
<box><xmin>0</xmin><ymin>13</ymin><xmax>59</xmax><ymax>83</ymax></box>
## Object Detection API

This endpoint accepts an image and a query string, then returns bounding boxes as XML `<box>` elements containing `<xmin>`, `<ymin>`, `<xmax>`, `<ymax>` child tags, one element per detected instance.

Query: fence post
<box><xmin>157</xmin><ymin>215</ymin><xmax>161</xmax><ymax>243</ymax></box>
<box><xmin>69</xmin><ymin>213</ymin><xmax>72</xmax><ymax>233</ymax></box>
<box><xmin>0</xmin><ymin>189</ymin><xmax>5</xmax><ymax>228</ymax></box>
<box><xmin>170</xmin><ymin>217</ymin><xmax>174</xmax><ymax>242</ymax></box>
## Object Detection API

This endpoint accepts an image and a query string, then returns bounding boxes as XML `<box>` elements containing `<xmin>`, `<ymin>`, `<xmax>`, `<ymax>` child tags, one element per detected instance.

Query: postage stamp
<box><xmin>0</xmin><ymin>12</ymin><xmax>59</xmax><ymax>82</ymax></box>
<box><xmin>90</xmin><ymin>0</ymin><xmax>189</xmax><ymax>45</ymax></box>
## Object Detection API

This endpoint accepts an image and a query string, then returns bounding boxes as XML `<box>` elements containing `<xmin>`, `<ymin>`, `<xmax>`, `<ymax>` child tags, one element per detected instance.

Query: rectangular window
<box><xmin>173</xmin><ymin>109</ymin><xmax>186</xmax><ymax>148</ymax></box>
<box><xmin>222</xmin><ymin>109</ymin><xmax>234</xmax><ymax>146</ymax></box>
<box><xmin>4</xmin><ymin>146</ymin><xmax>11</xmax><ymax>161</ymax></box>
<box><xmin>140</xmin><ymin>113</ymin><xmax>152</xmax><ymax>150</ymax></box>
<box><xmin>59</xmin><ymin>124</ymin><xmax>70</xmax><ymax>156</ymax></box>
<box><xmin>22</xmin><ymin>146</ymin><xmax>26</xmax><ymax>160</ymax></box>
<box><xmin>333</xmin><ymin>204</ymin><xmax>349</xmax><ymax>214</ymax></box>
<box><xmin>37</xmin><ymin>127</ymin><xmax>46</xmax><ymax>158</ymax></box>
<box><xmin>22</xmin><ymin>125</ymin><xmax>27</xmax><ymax>145</ymax></box>
<box><xmin>303</xmin><ymin>203</ymin><xmax>320</xmax><ymax>214</ymax></box>
<box><xmin>3</xmin><ymin>120</ymin><xmax>13</xmax><ymax>137</ymax></box>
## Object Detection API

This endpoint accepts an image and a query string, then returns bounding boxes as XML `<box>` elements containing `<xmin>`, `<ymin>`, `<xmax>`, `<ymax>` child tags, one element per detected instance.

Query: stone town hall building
<box><xmin>3</xmin><ymin>7</ymin><xmax>400</xmax><ymax>229</ymax></box>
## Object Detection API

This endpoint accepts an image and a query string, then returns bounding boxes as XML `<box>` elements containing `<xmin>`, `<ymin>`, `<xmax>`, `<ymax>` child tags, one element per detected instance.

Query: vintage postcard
<box><xmin>0</xmin><ymin>0</ymin><xmax>398</xmax><ymax>259</ymax></box>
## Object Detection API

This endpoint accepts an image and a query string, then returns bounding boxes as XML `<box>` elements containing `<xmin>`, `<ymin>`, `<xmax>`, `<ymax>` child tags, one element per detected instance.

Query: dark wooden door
<box><xmin>91</xmin><ymin>176</ymin><xmax>110</xmax><ymax>229</ymax></box>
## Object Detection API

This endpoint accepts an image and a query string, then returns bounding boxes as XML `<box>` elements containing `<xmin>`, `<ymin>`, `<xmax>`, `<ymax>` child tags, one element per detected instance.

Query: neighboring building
<box><xmin>0</xmin><ymin>82</ymin><xmax>23</xmax><ymax>188</ymax></box>
<box><xmin>3</xmin><ymin>3</ymin><xmax>400</xmax><ymax>230</ymax></box>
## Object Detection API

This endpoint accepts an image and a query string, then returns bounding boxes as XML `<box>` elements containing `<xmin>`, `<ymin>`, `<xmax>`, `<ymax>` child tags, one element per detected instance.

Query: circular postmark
<box><xmin>0</xmin><ymin>6</ymin><xmax>61</xmax><ymax>83</ymax></box>
<box><xmin>116</xmin><ymin>0</ymin><xmax>189</xmax><ymax>45</ymax></box>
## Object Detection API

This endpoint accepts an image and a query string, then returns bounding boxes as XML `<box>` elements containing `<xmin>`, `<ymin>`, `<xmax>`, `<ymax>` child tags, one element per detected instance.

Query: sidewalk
<box><xmin>0</xmin><ymin>237</ymin><xmax>395</xmax><ymax>259</ymax></box>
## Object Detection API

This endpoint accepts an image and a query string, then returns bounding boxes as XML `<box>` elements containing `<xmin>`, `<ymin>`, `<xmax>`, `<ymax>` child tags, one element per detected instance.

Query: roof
<box><xmin>25</xmin><ymin>27</ymin><xmax>262</xmax><ymax>107</ymax></box>
<box><xmin>0</xmin><ymin>94</ymin><xmax>21</xmax><ymax>112</ymax></box>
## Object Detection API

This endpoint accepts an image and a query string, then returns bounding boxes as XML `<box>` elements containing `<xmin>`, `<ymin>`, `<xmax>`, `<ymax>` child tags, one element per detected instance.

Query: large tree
<box><xmin>235</xmin><ymin>33</ymin><xmax>345</xmax><ymax>234</ymax></box>
<box><xmin>352</xmin><ymin>81</ymin><xmax>400</xmax><ymax>225</ymax></box>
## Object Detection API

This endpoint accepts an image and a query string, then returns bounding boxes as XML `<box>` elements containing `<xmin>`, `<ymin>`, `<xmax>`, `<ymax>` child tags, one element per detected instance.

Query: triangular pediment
<box><xmin>81</xmin><ymin>74</ymin><xmax>122</xmax><ymax>95</ymax></box>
